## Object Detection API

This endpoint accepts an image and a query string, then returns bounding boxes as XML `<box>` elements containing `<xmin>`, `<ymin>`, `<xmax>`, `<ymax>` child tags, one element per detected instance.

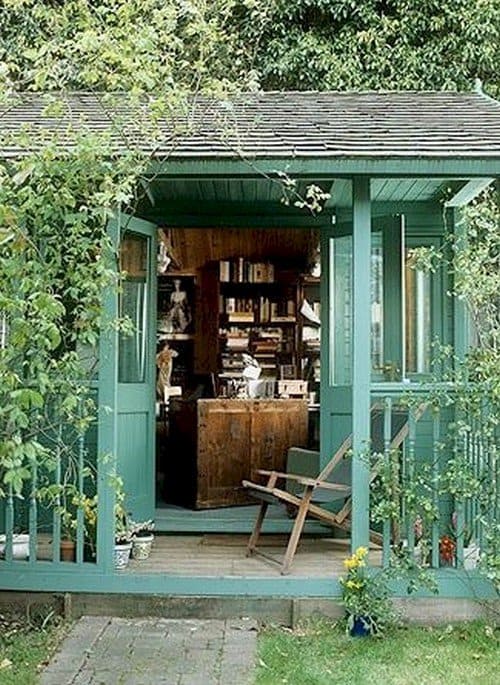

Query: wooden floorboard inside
<box><xmin>126</xmin><ymin>535</ymin><xmax>382</xmax><ymax>577</ymax></box>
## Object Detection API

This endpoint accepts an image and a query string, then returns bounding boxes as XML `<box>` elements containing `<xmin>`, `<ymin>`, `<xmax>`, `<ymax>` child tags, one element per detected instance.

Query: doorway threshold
<box><xmin>155</xmin><ymin>503</ymin><xmax>329</xmax><ymax>534</ymax></box>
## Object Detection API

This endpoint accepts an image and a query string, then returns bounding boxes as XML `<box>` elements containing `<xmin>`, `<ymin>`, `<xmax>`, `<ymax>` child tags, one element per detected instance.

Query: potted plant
<box><xmin>37</xmin><ymin>482</ymin><xmax>78</xmax><ymax>562</ymax></box>
<box><xmin>340</xmin><ymin>546</ymin><xmax>396</xmax><ymax>637</ymax></box>
<box><xmin>112</xmin><ymin>473</ymin><xmax>134</xmax><ymax>570</ymax></box>
<box><xmin>59</xmin><ymin>508</ymin><xmax>77</xmax><ymax>561</ymax></box>
<box><xmin>114</xmin><ymin>511</ymin><xmax>133</xmax><ymax>570</ymax></box>
<box><xmin>130</xmin><ymin>519</ymin><xmax>155</xmax><ymax>560</ymax></box>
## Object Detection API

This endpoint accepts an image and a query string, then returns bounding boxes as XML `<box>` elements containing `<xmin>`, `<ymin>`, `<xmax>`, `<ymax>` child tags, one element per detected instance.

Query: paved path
<box><xmin>40</xmin><ymin>616</ymin><xmax>258</xmax><ymax>685</ymax></box>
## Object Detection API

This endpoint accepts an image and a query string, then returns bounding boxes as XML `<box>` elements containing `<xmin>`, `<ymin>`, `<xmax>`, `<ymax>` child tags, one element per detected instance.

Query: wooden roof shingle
<box><xmin>1</xmin><ymin>90</ymin><xmax>500</xmax><ymax>161</ymax></box>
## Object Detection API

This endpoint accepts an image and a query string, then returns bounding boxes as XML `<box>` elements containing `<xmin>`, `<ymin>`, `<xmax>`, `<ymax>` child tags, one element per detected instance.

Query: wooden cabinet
<box><xmin>164</xmin><ymin>398</ymin><xmax>308</xmax><ymax>508</ymax></box>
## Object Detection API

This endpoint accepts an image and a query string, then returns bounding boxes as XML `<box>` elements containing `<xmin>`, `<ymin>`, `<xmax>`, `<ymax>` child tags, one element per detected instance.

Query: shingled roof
<box><xmin>1</xmin><ymin>90</ymin><xmax>500</xmax><ymax>160</ymax></box>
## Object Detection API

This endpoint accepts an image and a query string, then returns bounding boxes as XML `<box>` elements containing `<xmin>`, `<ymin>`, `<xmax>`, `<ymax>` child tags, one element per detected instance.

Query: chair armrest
<box><xmin>294</xmin><ymin>477</ymin><xmax>351</xmax><ymax>492</ymax></box>
<box><xmin>254</xmin><ymin>470</ymin><xmax>316</xmax><ymax>484</ymax></box>
<box><xmin>254</xmin><ymin>470</ymin><xmax>350</xmax><ymax>492</ymax></box>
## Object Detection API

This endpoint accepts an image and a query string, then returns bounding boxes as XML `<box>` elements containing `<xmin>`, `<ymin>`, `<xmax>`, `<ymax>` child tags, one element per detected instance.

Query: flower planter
<box><xmin>349</xmin><ymin>616</ymin><xmax>371</xmax><ymax>638</ymax></box>
<box><xmin>60</xmin><ymin>539</ymin><xmax>76</xmax><ymax>562</ymax></box>
<box><xmin>131</xmin><ymin>534</ymin><xmax>154</xmax><ymax>560</ymax></box>
<box><xmin>114</xmin><ymin>542</ymin><xmax>132</xmax><ymax>570</ymax></box>
<box><xmin>0</xmin><ymin>534</ymin><xmax>30</xmax><ymax>560</ymax></box>
<box><xmin>463</xmin><ymin>543</ymin><xmax>480</xmax><ymax>570</ymax></box>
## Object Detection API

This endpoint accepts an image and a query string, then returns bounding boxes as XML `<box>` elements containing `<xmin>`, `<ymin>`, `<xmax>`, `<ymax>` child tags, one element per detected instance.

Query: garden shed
<box><xmin>1</xmin><ymin>89</ymin><xmax>500</xmax><ymax>605</ymax></box>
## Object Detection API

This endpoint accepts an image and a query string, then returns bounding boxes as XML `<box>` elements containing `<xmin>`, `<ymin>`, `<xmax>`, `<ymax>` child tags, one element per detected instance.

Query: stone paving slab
<box><xmin>40</xmin><ymin>616</ymin><xmax>258</xmax><ymax>685</ymax></box>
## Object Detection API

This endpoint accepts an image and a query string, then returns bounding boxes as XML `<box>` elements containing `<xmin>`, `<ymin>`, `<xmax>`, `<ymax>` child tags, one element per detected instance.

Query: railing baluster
<box><xmin>52</xmin><ymin>427</ymin><xmax>62</xmax><ymax>562</ymax></box>
<box><xmin>407</xmin><ymin>408</ymin><xmax>417</xmax><ymax>556</ymax></box>
<box><xmin>28</xmin><ymin>455</ymin><xmax>38</xmax><ymax>563</ymax></box>
<box><xmin>5</xmin><ymin>483</ymin><xmax>14</xmax><ymax>562</ymax></box>
<box><xmin>431</xmin><ymin>409</ymin><xmax>440</xmax><ymax>569</ymax></box>
<box><xmin>76</xmin><ymin>424</ymin><xmax>85</xmax><ymax>564</ymax></box>
<box><xmin>382</xmin><ymin>396</ymin><xmax>392</xmax><ymax>567</ymax></box>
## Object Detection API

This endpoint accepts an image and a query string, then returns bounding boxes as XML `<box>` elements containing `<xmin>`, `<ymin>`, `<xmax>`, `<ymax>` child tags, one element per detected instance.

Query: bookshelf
<box><xmin>199</xmin><ymin>259</ymin><xmax>300</xmax><ymax>384</ymax></box>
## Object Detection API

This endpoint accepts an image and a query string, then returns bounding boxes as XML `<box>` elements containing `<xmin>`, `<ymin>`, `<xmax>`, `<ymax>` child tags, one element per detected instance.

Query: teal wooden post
<box><xmin>351</xmin><ymin>177</ymin><xmax>372</xmax><ymax>551</ymax></box>
<box><xmin>97</xmin><ymin>214</ymin><xmax>120</xmax><ymax>573</ymax></box>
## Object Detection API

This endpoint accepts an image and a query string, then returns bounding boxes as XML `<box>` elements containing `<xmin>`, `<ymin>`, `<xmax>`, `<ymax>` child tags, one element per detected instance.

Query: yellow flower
<box><xmin>343</xmin><ymin>556</ymin><xmax>359</xmax><ymax>570</ymax></box>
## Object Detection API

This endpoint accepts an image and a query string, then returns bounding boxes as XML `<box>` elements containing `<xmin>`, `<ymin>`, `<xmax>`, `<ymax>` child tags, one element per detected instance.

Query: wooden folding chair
<box><xmin>242</xmin><ymin>403</ymin><xmax>426</xmax><ymax>574</ymax></box>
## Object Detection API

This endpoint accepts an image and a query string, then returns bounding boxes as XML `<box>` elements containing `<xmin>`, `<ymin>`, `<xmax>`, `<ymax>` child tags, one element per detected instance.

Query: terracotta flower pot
<box><xmin>60</xmin><ymin>539</ymin><xmax>76</xmax><ymax>562</ymax></box>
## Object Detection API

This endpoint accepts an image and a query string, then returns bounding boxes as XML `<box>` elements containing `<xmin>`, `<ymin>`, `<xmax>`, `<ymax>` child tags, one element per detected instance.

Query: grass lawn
<box><xmin>256</xmin><ymin>619</ymin><xmax>500</xmax><ymax>685</ymax></box>
<box><xmin>0</xmin><ymin>608</ymin><xmax>68</xmax><ymax>685</ymax></box>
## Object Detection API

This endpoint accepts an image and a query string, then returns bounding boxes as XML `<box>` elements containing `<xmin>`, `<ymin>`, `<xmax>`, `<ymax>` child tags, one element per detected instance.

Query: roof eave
<box><xmin>149</xmin><ymin>155</ymin><xmax>500</xmax><ymax>179</ymax></box>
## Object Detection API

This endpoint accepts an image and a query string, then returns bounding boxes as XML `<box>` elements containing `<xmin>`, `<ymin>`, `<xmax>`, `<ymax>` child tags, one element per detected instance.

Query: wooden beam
<box><xmin>445</xmin><ymin>178</ymin><xmax>494</xmax><ymax>207</ymax></box>
<box><xmin>139</xmin><ymin>179</ymin><xmax>156</xmax><ymax>207</ymax></box>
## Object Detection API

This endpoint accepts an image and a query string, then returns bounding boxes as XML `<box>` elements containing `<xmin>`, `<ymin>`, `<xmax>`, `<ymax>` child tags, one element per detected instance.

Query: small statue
<box><xmin>158</xmin><ymin>228</ymin><xmax>181</xmax><ymax>274</ymax></box>
<box><xmin>156</xmin><ymin>343</ymin><xmax>179</xmax><ymax>401</ymax></box>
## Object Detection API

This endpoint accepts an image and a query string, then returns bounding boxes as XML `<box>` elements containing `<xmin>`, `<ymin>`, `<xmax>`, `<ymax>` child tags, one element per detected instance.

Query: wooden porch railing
<box><xmin>370</xmin><ymin>384</ymin><xmax>497</xmax><ymax>572</ymax></box>
<box><xmin>0</xmin><ymin>418</ymin><xmax>97</xmax><ymax>568</ymax></box>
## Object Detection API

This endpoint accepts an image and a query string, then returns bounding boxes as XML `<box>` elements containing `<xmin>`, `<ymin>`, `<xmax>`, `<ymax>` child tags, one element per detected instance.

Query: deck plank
<box><xmin>126</xmin><ymin>535</ymin><xmax>382</xmax><ymax>577</ymax></box>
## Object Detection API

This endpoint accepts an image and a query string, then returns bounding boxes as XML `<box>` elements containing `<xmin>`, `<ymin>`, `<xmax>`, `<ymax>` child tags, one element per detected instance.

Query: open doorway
<box><xmin>154</xmin><ymin>227</ymin><xmax>321</xmax><ymax>530</ymax></box>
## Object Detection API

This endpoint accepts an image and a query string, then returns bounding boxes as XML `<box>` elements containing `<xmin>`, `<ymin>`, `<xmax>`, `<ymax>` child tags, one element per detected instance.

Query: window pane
<box><xmin>405</xmin><ymin>251</ymin><xmax>431</xmax><ymax>374</ymax></box>
<box><xmin>331</xmin><ymin>235</ymin><xmax>353</xmax><ymax>385</ymax></box>
<box><xmin>371</xmin><ymin>235</ymin><xmax>383</xmax><ymax>371</ymax></box>
<box><xmin>118</xmin><ymin>232</ymin><xmax>149</xmax><ymax>383</ymax></box>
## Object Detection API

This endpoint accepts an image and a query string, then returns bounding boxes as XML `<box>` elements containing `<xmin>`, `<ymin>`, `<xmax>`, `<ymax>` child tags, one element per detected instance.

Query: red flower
<box><xmin>439</xmin><ymin>535</ymin><xmax>456</xmax><ymax>563</ymax></box>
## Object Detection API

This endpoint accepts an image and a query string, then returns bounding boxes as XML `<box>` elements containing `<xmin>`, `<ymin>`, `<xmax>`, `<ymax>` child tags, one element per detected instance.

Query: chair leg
<box><xmin>246</xmin><ymin>502</ymin><xmax>268</xmax><ymax>557</ymax></box>
<box><xmin>281</xmin><ymin>488</ymin><xmax>313</xmax><ymax>575</ymax></box>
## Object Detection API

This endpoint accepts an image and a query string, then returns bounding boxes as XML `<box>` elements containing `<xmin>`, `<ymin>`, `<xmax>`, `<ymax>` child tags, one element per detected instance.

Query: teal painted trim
<box><xmin>351</xmin><ymin>177</ymin><xmax>372</xmax><ymax>551</ymax></box>
<box><xmin>97</xmin><ymin>214</ymin><xmax>120</xmax><ymax>573</ymax></box>
<box><xmin>155</xmin><ymin>512</ymin><xmax>329</xmax><ymax>534</ymax></box>
<box><xmin>0</xmin><ymin>565</ymin><xmax>496</xmax><ymax>599</ymax></box>
<box><xmin>150</xmin><ymin>158</ymin><xmax>500</xmax><ymax>179</ymax></box>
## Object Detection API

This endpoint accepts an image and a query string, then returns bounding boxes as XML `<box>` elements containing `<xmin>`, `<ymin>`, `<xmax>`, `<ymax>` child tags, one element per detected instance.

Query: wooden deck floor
<box><xmin>125</xmin><ymin>535</ymin><xmax>382</xmax><ymax>577</ymax></box>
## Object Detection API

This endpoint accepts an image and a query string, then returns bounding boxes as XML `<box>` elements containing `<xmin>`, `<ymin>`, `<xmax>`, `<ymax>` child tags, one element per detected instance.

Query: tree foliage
<box><xmin>1</xmin><ymin>1</ymin><xmax>499</xmax><ymax>96</ymax></box>
<box><xmin>232</xmin><ymin>0</ymin><xmax>500</xmax><ymax>96</ymax></box>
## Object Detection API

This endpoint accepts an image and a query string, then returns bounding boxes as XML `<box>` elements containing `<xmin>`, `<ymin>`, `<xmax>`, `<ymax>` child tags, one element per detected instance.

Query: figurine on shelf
<box><xmin>158</xmin><ymin>278</ymin><xmax>192</xmax><ymax>334</ymax></box>
<box><xmin>162</xmin><ymin>278</ymin><xmax>192</xmax><ymax>333</ymax></box>
<box><xmin>157</xmin><ymin>228</ymin><xmax>181</xmax><ymax>274</ymax></box>
<box><xmin>156</xmin><ymin>343</ymin><xmax>178</xmax><ymax>401</ymax></box>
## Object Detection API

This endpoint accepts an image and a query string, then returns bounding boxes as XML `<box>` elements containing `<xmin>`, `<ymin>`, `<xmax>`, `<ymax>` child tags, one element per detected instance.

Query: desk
<box><xmin>164</xmin><ymin>398</ymin><xmax>308</xmax><ymax>508</ymax></box>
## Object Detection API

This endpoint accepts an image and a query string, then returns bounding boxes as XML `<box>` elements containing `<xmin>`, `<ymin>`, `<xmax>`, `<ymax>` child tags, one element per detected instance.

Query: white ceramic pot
<box><xmin>0</xmin><ymin>534</ymin><xmax>30</xmax><ymax>559</ymax></box>
<box><xmin>113</xmin><ymin>542</ymin><xmax>132</xmax><ymax>570</ymax></box>
<box><xmin>463</xmin><ymin>543</ymin><xmax>480</xmax><ymax>570</ymax></box>
<box><xmin>132</xmin><ymin>534</ymin><xmax>154</xmax><ymax>560</ymax></box>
